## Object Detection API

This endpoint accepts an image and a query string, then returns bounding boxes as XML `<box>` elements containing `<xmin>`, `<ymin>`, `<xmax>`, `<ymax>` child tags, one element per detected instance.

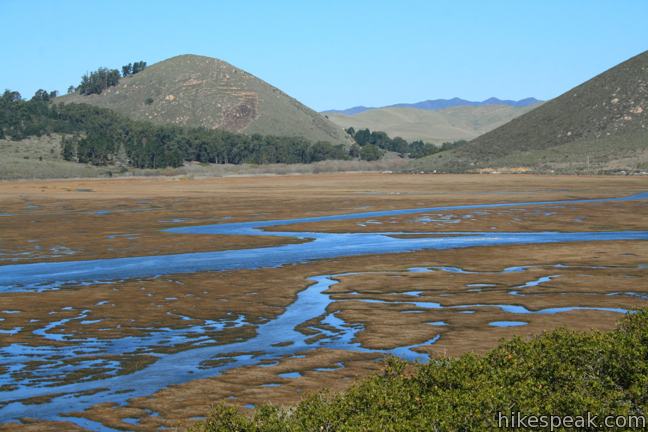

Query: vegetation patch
<box><xmin>72</xmin><ymin>60</ymin><xmax>147</xmax><ymax>96</ymax></box>
<box><xmin>0</xmin><ymin>92</ymin><xmax>350</xmax><ymax>168</ymax></box>
<box><xmin>193</xmin><ymin>310</ymin><xmax>648</xmax><ymax>431</ymax></box>
<box><xmin>346</xmin><ymin>127</ymin><xmax>466</xmax><ymax>159</ymax></box>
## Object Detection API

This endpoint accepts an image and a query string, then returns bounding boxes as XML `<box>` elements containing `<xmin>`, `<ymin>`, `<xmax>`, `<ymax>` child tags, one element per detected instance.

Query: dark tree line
<box><xmin>77</xmin><ymin>68</ymin><xmax>121</xmax><ymax>95</ymax></box>
<box><xmin>346</xmin><ymin>127</ymin><xmax>466</xmax><ymax>159</ymax></box>
<box><xmin>32</xmin><ymin>89</ymin><xmax>58</xmax><ymax>102</ymax></box>
<box><xmin>121</xmin><ymin>61</ymin><xmax>147</xmax><ymax>77</ymax></box>
<box><xmin>0</xmin><ymin>90</ymin><xmax>59</xmax><ymax>139</ymax></box>
<box><xmin>0</xmin><ymin>89</ymin><xmax>349</xmax><ymax>168</ymax></box>
<box><xmin>73</xmin><ymin>60</ymin><xmax>147</xmax><ymax>96</ymax></box>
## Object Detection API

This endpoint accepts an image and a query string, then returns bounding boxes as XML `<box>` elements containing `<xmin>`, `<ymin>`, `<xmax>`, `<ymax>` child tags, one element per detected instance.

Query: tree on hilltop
<box><xmin>122</xmin><ymin>60</ymin><xmax>147</xmax><ymax>77</ymax></box>
<box><xmin>78</xmin><ymin>67</ymin><xmax>121</xmax><ymax>95</ymax></box>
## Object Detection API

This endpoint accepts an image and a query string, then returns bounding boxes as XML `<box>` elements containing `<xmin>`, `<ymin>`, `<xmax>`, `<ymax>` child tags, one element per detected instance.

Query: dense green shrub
<box><xmin>346</xmin><ymin>127</ymin><xmax>466</xmax><ymax>159</ymax></box>
<box><xmin>193</xmin><ymin>310</ymin><xmax>648</xmax><ymax>431</ymax></box>
<box><xmin>359</xmin><ymin>143</ymin><xmax>383</xmax><ymax>161</ymax></box>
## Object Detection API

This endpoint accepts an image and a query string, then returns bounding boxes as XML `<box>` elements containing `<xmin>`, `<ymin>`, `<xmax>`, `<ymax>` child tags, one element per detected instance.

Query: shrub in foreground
<box><xmin>193</xmin><ymin>310</ymin><xmax>648</xmax><ymax>431</ymax></box>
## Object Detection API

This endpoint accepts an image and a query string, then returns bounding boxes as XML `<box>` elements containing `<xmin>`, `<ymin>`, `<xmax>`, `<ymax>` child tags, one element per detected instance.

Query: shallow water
<box><xmin>0</xmin><ymin>192</ymin><xmax>647</xmax><ymax>429</ymax></box>
<box><xmin>489</xmin><ymin>321</ymin><xmax>528</xmax><ymax>327</ymax></box>
<box><xmin>0</xmin><ymin>273</ymin><xmax>435</xmax><ymax>426</ymax></box>
<box><xmin>2</xmin><ymin>259</ymin><xmax>617</xmax><ymax>428</ymax></box>
<box><xmin>2</xmin><ymin>192</ymin><xmax>648</xmax><ymax>292</ymax></box>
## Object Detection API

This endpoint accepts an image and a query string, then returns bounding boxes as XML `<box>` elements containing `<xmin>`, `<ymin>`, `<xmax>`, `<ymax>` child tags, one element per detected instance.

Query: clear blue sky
<box><xmin>2</xmin><ymin>0</ymin><xmax>647</xmax><ymax>111</ymax></box>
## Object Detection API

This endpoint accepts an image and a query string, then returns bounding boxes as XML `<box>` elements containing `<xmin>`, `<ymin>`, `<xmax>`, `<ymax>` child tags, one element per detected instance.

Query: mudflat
<box><xmin>0</xmin><ymin>173</ymin><xmax>646</xmax><ymax>431</ymax></box>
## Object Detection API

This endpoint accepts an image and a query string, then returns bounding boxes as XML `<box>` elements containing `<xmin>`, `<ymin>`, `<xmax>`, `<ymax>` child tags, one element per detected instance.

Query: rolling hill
<box><xmin>326</xmin><ymin>104</ymin><xmax>538</xmax><ymax>143</ymax></box>
<box><xmin>413</xmin><ymin>50</ymin><xmax>648</xmax><ymax>173</ymax></box>
<box><xmin>324</xmin><ymin>97</ymin><xmax>542</xmax><ymax>116</ymax></box>
<box><xmin>57</xmin><ymin>54</ymin><xmax>350</xmax><ymax>144</ymax></box>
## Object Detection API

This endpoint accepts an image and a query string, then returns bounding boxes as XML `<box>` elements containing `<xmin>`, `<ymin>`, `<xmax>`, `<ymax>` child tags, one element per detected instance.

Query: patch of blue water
<box><xmin>2</xmin><ymin>192</ymin><xmax>648</xmax><ymax>292</ymax></box>
<box><xmin>489</xmin><ymin>321</ymin><xmax>528</xmax><ymax>327</ymax></box>
<box><xmin>277</xmin><ymin>372</ymin><xmax>302</xmax><ymax>379</ymax></box>
<box><xmin>408</xmin><ymin>267</ymin><xmax>431</xmax><ymax>273</ymax></box>
<box><xmin>0</xmin><ymin>273</ymin><xmax>441</xmax><ymax>426</ymax></box>
<box><xmin>1</xmin><ymin>192</ymin><xmax>647</xmax><ymax>429</ymax></box>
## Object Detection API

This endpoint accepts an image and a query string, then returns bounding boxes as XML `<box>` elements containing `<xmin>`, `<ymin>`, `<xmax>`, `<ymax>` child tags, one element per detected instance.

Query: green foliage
<box><xmin>132</xmin><ymin>61</ymin><xmax>147</xmax><ymax>74</ymax></box>
<box><xmin>309</xmin><ymin>141</ymin><xmax>349</xmax><ymax>162</ymax></box>
<box><xmin>359</xmin><ymin>144</ymin><xmax>383</xmax><ymax>161</ymax></box>
<box><xmin>122</xmin><ymin>60</ymin><xmax>147</xmax><ymax>77</ymax></box>
<box><xmin>408</xmin><ymin>140</ymin><xmax>438</xmax><ymax>158</ymax></box>
<box><xmin>31</xmin><ymin>89</ymin><xmax>57</xmax><ymax>102</ymax></box>
<box><xmin>193</xmin><ymin>310</ymin><xmax>648</xmax><ymax>431</ymax></box>
<box><xmin>60</xmin><ymin>136</ymin><xmax>77</xmax><ymax>161</ymax></box>
<box><xmin>1</xmin><ymin>90</ymin><xmax>56</xmax><ymax>140</ymax></box>
<box><xmin>78</xmin><ymin>67</ymin><xmax>121</xmax><ymax>95</ymax></box>
<box><xmin>0</xmin><ymin>92</ymin><xmax>351</xmax><ymax>169</ymax></box>
<box><xmin>349</xmin><ymin>143</ymin><xmax>360</xmax><ymax>158</ymax></box>
<box><xmin>2</xmin><ymin>90</ymin><xmax>21</xmax><ymax>102</ymax></box>
<box><xmin>349</xmin><ymin>127</ymin><xmax>465</xmax><ymax>159</ymax></box>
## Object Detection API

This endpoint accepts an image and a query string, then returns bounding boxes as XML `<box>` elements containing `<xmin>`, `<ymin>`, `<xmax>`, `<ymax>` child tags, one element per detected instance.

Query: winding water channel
<box><xmin>2</xmin><ymin>192</ymin><xmax>648</xmax><ymax>292</ymax></box>
<box><xmin>1</xmin><ymin>192</ymin><xmax>647</xmax><ymax>429</ymax></box>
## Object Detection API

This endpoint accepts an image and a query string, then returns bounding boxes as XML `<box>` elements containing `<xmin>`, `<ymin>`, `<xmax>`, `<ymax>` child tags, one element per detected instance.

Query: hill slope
<box><xmin>414</xmin><ymin>50</ymin><xmax>648</xmax><ymax>172</ymax></box>
<box><xmin>324</xmin><ymin>97</ymin><xmax>541</xmax><ymax>115</ymax></box>
<box><xmin>326</xmin><ymin>104</ymin><xmax>537</xmax><ymax>143</ymax></box>
<box><xmin>58</xmin><ymin>55</ymin><xmax>350</xmax><ymax>144</ymax></box>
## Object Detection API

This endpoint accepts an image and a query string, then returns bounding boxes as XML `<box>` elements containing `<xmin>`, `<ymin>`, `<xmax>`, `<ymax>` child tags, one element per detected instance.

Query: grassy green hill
<box><xmin>57</xmin><ymin>54</ymin><xmax>350</xmax><ymax>144</ymax></box>
<box><xmin>413</xmin><ymin>50</ymin><xmax>648</xmax><ymax>173</ymax></box>
<box><xmin>326</xmin><ymin>104</ymin><xmax>537</xmax><ymax>143</ymax></box>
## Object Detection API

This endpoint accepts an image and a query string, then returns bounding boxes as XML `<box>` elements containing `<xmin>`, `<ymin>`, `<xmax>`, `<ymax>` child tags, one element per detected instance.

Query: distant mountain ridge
<box><xmin>324</xmin><ymin>97</ymin><xmax>542</xmax><ymax>115</ymax></box>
